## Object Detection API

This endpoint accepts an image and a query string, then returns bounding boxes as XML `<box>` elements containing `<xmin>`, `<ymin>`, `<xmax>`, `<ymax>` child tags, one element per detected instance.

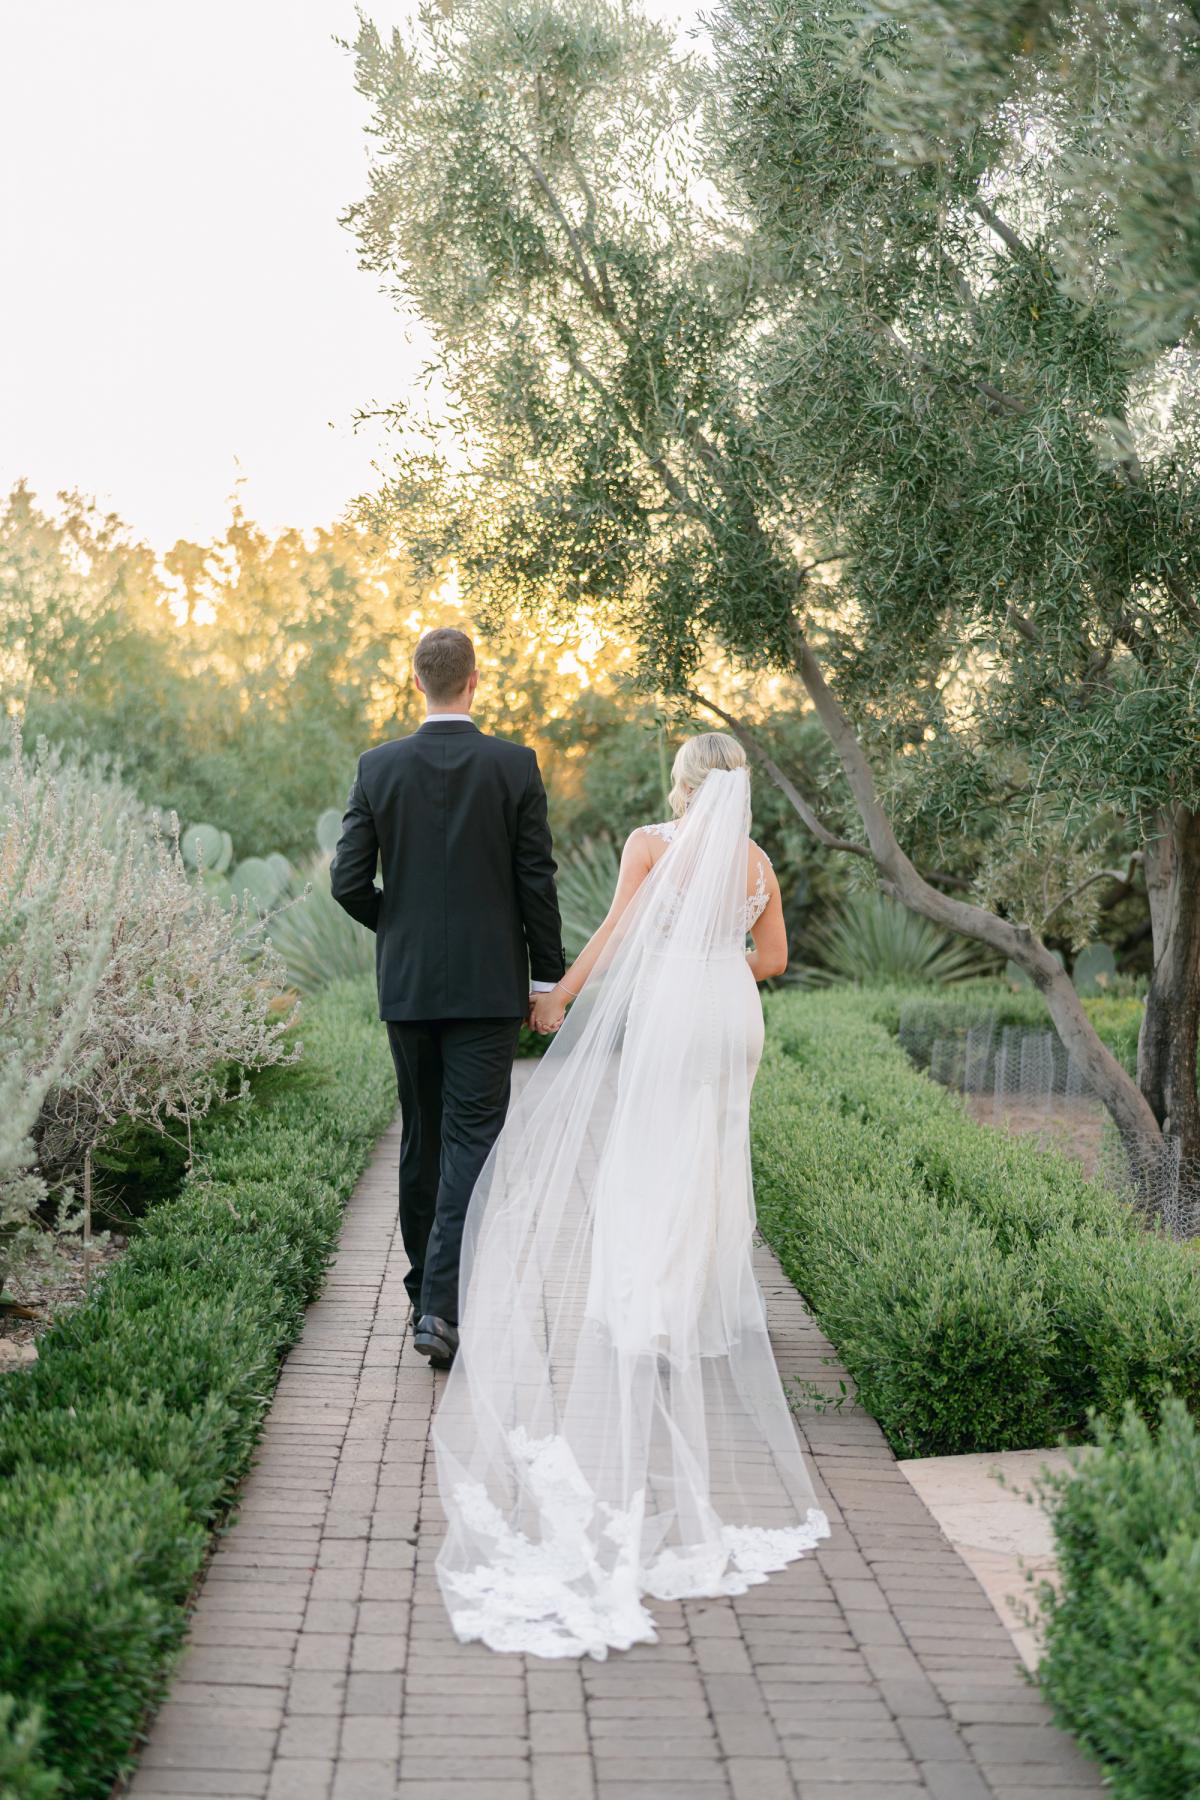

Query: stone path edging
<box><xmin>126</xmin><ymin>1081</ymin><xmax>1104</xmax><ymax>1800</ymax></box>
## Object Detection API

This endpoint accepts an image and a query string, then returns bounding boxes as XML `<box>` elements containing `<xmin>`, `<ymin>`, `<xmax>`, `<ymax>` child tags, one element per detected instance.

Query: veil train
<box><xmin>431</xmin><ymin>768</ymin><xmax>830</xmax><ymax>1659</ymax></box>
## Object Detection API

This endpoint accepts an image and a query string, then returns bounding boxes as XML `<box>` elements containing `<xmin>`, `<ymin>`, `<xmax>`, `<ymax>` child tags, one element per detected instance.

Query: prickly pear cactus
<box><xmin>315</xmin><ymin>809</ymin><xmax>342</xmax><ymax>856</ymax></box>
<box><xmin>181</xmin><ymin>822</ymin><xmax>224</xmax><ymax>872</ymax></box>
<box><xmin>231</xmin><ymin>856</ymin><xmax>284</xmax><ymax>907</ymax></box>
<box><xmin>1073</xmin><ymin>942</ymin><xmax>1117</xmax><ymax>995</ymax></box>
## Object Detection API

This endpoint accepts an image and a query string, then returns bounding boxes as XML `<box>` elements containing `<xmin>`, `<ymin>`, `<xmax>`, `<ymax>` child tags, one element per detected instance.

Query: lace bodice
<box><xmin>643</xmin><ymin>821</ymin><xmax>770</xmax><ymax>931</ymax></box>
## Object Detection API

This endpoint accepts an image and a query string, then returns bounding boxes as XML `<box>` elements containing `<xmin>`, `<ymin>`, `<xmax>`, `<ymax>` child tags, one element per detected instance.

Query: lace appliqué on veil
<box><xmin>443</xmin><ymin>1428</ymin><xmax>830</xmax><ymax>1661</ymax></box>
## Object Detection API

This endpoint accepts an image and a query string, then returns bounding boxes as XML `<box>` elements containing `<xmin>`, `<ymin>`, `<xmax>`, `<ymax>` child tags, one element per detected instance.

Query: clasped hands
<box><xmin>528</xmin><ymin>986</ymin><xmax>568</xmax><ymax>1034</ymax></box>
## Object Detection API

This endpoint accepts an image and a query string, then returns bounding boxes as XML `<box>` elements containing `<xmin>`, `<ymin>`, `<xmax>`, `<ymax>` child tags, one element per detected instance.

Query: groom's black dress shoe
<box><xmin>413</xmin><ymin>1314</ymin><xmax>459</xmax><ymax>1370</ymax></box>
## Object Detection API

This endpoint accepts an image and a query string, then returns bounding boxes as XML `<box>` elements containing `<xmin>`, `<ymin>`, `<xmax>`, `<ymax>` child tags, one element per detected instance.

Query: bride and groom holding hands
<box><xmin>331</xmin><ymin>626</ymin><xmax>828</xmax><ymax>1661</ymax></box>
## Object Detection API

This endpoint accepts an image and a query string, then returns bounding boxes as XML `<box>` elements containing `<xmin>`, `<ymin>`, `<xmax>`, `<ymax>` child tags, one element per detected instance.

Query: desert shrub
<box><xmin>0</xmin><ymin>730</ymin><xmax>295</xmax><ymax>1301</ymax></box>
<box><xmin>0</xmin><ymin>739</ymin><xmax>119</xmax><ymax>1295</ymax></box>
<box><xmin>0</xmin><ymin>978</ymin><xmax>394</xmax><ymax>1798</ymax></box>
<box><xmin>753</xmin><ymin>989</ymin><xmax>1200</xmax><ymax>1453</ymax></box>
<box><xmin>1036</xmin><ymin>1399</ymin><xmax>1200</xmax><ymax>1799</ymax></box>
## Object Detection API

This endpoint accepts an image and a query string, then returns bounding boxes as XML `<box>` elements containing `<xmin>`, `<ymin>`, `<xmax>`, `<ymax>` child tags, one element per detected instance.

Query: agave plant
<box><xmin>267</xmin><ymin>855</ymin><xmax>376</xmax><ymax>993</ymax></box>
<box><xmin>803</xmin><ymin>892</ymin><xmax>997</xmax><ymax>988</ymax></box>
<box><xmin>557</xmin><ymin>835</ymin><xmax>619</xmax><ymax>958</ymax></box>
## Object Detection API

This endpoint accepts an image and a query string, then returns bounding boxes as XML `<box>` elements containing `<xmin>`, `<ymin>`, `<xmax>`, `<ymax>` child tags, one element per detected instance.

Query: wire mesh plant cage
<box><xmin>897</xmin><ymin>1001</ymin><xmax>1200</xmax><ymax>1240</ymax></box>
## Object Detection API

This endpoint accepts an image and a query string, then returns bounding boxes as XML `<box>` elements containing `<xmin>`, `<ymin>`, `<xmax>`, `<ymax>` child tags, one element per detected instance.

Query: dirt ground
<box><xmin>0</xmin><ymin>1232</ymin><xmax>126</xmax><ymax>1365</ymax></box>
<box><xmin>963</xmin><ymin>1094</ymin><xmax>1111</xmax><ymax>1178</ymax></box>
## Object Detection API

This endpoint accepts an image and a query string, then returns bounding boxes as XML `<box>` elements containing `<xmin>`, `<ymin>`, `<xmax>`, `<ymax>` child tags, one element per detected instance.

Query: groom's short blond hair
<box><xmin>414</xmin><ymin>628</ymin><xmax>476</xmax><ymax>703</ymax></box>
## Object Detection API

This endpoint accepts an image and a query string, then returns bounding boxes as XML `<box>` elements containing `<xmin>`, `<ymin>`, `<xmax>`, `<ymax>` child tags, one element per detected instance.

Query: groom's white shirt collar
<box><xmin>417</xmin><ymin>712</ymin><xmax>555</xmax><ymax>991</ymax></box>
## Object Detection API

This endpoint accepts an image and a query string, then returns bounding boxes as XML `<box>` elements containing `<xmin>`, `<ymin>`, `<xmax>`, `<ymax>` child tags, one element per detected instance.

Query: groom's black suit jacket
<box><xmin>329</xmin><ymin>720</ymin><xmax>566</xmax><ymax>1021</ymax></box>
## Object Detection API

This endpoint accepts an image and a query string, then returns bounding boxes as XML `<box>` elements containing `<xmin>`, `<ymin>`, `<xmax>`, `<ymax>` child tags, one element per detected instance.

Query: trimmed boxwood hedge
<box><xmin>752</xmin><ymin>988</ymin><xmax>1200</xmax><ymax>1457</ymax></box>
<box><xmin>1037</xmin><ymin>1399</ymin><xmax>1200</xmax><ymax>1799</ymax></box>
<box><xmin>0</xmin><ymin>978</ymin><xmax>395</xmax><ymax>1799</ymax></box>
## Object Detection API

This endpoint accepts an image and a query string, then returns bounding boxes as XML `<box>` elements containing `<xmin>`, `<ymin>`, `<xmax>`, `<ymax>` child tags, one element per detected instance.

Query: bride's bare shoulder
<box><xmin>622</xmin><ymin>824</ymin><xmax>662</xmax><ymax>860</ymax></box>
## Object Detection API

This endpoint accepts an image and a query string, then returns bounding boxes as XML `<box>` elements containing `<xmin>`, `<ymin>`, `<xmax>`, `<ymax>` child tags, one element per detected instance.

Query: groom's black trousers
<box><xmin>385</xmin><ymin>1017</ymin><xmax>523</xmax><ymax>1325</ymax></box>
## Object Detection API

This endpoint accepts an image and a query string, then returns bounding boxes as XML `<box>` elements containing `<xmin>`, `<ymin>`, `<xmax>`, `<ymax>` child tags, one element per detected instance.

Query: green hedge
<box><xmin>752</xmin><ymin>989</ymin><xmax>1200</xmax><ymax>1456</ymax></box>
<box><xmin>870</xmin><ymin>979</ymin><xmax>1145</xmax><ymax>1075</ymax></box>
<box><xmin>0</xmin><ymin>979</ymin><xmax>395</xmax><ymax>1799</ymax></box>
<box><xmin>1037</xmin><ymin>1400</ymin><xmax>1200</xmax><ymax>1799</ymax></box>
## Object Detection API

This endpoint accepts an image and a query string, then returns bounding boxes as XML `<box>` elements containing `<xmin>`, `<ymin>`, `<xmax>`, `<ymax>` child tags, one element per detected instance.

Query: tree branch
<box><xmin>685</xmin><ymin>688</ymin><xmax>871</xmax><ymax>860</ymax></box>
<box><xmin>1040</xmin><ymin>852</ymin><xmax>1144</xmax><ymax>931</ymax></box>
<box><xmin>1006</xmin><ymin>602</ymin><xmax>1042</xmax><ymax>645</ymax></box>
<box><xmin>971</xmin><ymin>197</ymin><xmax>1036</xmax><ymax>262</ymax></box>
<box><xmin>562</xmin><ymin>344</ymin><xmax>709</xmax><ymax>526</ymax></box>
<box><xmin>781</xmin><ymin>617</ymin><xmax>1163</xmax><ymax>1161</ymax></box>
<box><xmin>512</xmin><ymin>147</ymin><xmax>1165</xmax><ymax>1168</ymax></box>
<box><xmin>687</xmin><ymin>687</ymin><xmax>972</xmax><ymax>889</ymax></box>
<box><xmin>517</xmin><ymin>145</ymin><xmax>628</xmax><ymax>338</ymax></box>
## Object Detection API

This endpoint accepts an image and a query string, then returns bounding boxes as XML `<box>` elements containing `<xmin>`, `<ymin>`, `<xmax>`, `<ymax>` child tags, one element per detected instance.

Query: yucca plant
<box><xmin>557</xmin><ymin>835</ymin><xmax>619</xmax><ymax>958</ymax></box>
<box><xmin>267</xmin><ymin>855</ymin><xmax>376</xmax><ymax>993</ymax></box>
<box><xmin>802</xmin><ymin>893</ymin><xmax>997</xmax><ymax>988</ymax></box>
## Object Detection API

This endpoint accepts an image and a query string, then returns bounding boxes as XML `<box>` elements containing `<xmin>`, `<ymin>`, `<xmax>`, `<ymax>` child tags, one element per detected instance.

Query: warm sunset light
<box><xmin>4</xmin><ymin>0</ymin><xmax>1198</xmax><ymax>1792</ymax></box>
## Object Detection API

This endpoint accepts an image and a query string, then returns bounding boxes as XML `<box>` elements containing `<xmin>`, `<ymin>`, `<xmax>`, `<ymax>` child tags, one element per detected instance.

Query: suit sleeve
<box><xmin>515</xmin><ymin>751</ymin><xmax>566</xmax><ymax>985</ymax></box>
<box><xmin>329</xmin><ymin>756</ymin><xmax>382</xmax><ymax>932</ymax></box>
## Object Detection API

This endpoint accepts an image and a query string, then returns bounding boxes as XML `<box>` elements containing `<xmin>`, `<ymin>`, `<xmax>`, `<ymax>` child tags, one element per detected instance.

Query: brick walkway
<box><xmin>127</xmin><ymin>1076</ymin><xmax>1104</xmax><ymax>1800</ymax></box>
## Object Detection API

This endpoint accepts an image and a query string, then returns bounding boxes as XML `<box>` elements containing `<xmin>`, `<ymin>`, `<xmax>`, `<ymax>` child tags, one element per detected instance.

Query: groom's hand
<box><xmin>529</xmin><ymin>990</ymin><xmax>565</xmax><ymax>1034</ymax></box>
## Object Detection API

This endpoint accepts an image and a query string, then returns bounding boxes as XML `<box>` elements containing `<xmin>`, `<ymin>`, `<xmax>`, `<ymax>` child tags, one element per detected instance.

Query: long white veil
<box><xmin>432</xmin><ymin>769</ymin><xmax>829</xmax><ymax>1659</ymax></box>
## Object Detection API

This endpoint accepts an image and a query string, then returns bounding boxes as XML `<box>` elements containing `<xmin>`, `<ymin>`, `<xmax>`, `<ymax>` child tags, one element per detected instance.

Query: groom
<box><xmin>330</xmin><ymin>627</ymin><xmax>566</xmax><ymax>1369</ymax></box>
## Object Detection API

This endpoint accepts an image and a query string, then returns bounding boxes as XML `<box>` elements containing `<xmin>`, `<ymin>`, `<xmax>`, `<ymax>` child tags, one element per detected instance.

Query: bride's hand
<box><xmin>530</xmin><ymin>990</ymin><xmax>567</xmax><ymax>1034</ymax></box>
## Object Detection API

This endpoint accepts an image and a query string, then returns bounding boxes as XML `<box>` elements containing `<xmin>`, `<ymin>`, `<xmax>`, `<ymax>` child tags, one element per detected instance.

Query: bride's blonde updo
<box><xmin>667</xmin><ymin>730</ymin><xmax>748</xmax><ymax>817</ymax></box>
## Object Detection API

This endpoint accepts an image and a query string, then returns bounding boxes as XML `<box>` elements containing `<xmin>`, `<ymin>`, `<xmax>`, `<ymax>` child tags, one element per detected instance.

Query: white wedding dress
<box><xmin>432</xmin><ymin>769</ymin><xmax>830</xmax><ymax>1659</ymax></box>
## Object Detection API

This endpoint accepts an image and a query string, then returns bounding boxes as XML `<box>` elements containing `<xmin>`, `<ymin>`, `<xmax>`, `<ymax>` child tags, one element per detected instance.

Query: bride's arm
<box><xmin>746</xmin><ymin>864</ymin><xmax>788</xmax><ymax>982</ymax></box>
<box><xmin>536</xmin><ymin>829</ymin><xmax>655</xmax><ymax>1021</ymax></box>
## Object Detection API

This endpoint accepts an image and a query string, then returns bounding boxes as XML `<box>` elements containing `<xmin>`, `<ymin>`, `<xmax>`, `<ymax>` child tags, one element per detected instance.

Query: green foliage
<box><xmin>882</xmin><ymin>981</ymin><xmax>1144</xmax><ymax>1077</ymax></box>
<box><xmin>0</xmin><ymin>1697</ymin><xmax>61</xmax><ymax>1800</ymax></box>
<box><xmin>1083</xmin><ymin>994</ymin><xmax>1145</xmax><ymax>1075</ymax></box>
<box><xmin>1036</xmin><ymin>1399</ymin><xmax>1200</xmax><ymax>1798</ymax></box>
<box><xmin>0</xmin><ymin>980</ymin><xmax>395</xmax><ymax>1798</ymax></box>
<box><xmin>348</xmin><ymin>0</ymin><xmax>1198</xmax><ymax>1015</ymax></box>
<box><xmin>267</xmin><ymin>856</ymin><xmax>376</xmax><ymax>993</ymax></box>
<box><xmin>0</xmin><ymin>1469</ymin><xmax>204</xmax><ymax>1797</ymax></box>
<box><xmin>0</xmin><ymin>490</ymin><xmax>434</xmax><ymax>863</ymax></box>
<box><xmin>802</xmin><ymin>891</ymin><xmax>997</xmax><ymax>986</ymax></box>
<box><xmin>848</xmin><ymin>0</ymin><xmax>1200</xmax><ymax>354</ymax></box>
<box><xmin>557</xmin><ymin>834</ymin><xmax>619</xmax><ymax>957</ymax></box>
<box><xmin>752</xmin><ymin>988</ymin><xmax>1200</xmax><ymax>1455</ymax></box>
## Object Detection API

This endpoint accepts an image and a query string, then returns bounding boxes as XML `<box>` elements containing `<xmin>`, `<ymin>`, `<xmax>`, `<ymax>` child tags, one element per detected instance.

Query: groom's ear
<box><xmin>467</xmin><ymin>669</ymin><xmax>479</xmax><ymax>700</ymax></box>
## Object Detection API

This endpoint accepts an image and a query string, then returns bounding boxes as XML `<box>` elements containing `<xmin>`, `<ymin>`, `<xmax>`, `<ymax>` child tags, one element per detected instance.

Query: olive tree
<box><xmin>346</xmin><ymin>0</ymin><xmax>1200</xmax><ymax>1198</ymax></box>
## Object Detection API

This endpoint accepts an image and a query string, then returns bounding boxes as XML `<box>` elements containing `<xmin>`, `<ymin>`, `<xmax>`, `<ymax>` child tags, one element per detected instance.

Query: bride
<box><xmin>431</xmin><ymin>730</ymin><xmax>830</xmax><ymax>1659</ymax></box>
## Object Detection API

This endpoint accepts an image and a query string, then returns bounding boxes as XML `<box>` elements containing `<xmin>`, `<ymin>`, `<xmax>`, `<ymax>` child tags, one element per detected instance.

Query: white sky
<box><xmin>0</xmin><ymin>0</ymin><xmax>692</xmax><ymax>552</ymax></box>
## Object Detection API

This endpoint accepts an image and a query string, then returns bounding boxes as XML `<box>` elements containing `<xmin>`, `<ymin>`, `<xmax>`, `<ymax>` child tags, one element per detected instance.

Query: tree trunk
<box><xmin>1138</xmin><ymin>806</ymin><xmax>1200</xmax><ymax>1166</ymax></box>
<box><xmin>701</xmin><ymin>631</ymin><xmax>1165</xmax><ymax>1201</ymax></box>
